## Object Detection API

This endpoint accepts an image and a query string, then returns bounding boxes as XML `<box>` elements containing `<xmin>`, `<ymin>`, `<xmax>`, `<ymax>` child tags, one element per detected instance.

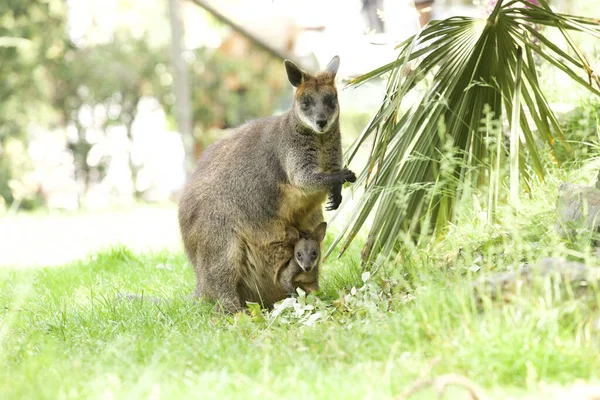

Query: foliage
<box><xmin>0</xmin><ymin>156</ymin><xmax>11</xmax><ymax>205</ymax></box>
<box><xmin>554</xmin><ymin>96</ymin><xmax>600</xmax><ymax>164</ymax></box>
<box><xmin>0</xmin><ymin>138</ymin><xmax>44</xmax><ymax>209</ymax></box>
<box><xmin>48</xmin><ymin>34</ymin><xmax>169</xmax><ymax>195</ymax></box>
<box><xmin>329</xmin><ymin>0</ymin><xmax>600</xmax><ymax>264</ymax></box>
<box><xmin>0</xmin><ymin>0</ymin><xmax>68</xmax><ymax>205</ymax></box>
<box><xmin>0</xmin><ymin>0</ymin><xmax>67</xmax><ymax>141</ymax></box>
<box><xmin>185</xmin><ymin>47</ymin><xmax>290</xmax><ymax>149</ymax></box>
<box><xmin>0</xmin><ymin>0</ymin><xmax>290</xmax><ymax>207</ymax></box>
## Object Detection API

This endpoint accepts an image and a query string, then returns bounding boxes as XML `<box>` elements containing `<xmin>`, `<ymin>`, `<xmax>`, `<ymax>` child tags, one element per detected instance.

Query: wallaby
<box><xmin>178</xmin><ymin>55</ymin><xmax>355</xmax><ymax>313</ymax></box>
<box><xmin>276</xmin><ymin>222</ymin><xmax>327</xmax><ymax>296</ymax></box>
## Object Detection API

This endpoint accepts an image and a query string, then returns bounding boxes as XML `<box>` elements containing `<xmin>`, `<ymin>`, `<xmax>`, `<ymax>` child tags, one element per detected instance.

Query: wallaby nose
<box><xmin>316</xmin><ymin>119</ymin><xmax>327</xmax><ymax>129</ymax></box>
<box><xmin>301</xmin><ymin>264</ymin><xmax>313</xmax><ymax>272</ymax></box>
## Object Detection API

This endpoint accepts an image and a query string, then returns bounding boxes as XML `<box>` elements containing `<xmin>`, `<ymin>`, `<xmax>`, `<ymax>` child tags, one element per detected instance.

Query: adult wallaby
<box><xmin>178</xmin><ymin>56</ymin><xmax>355</xmax><ymax>313</ymax></box>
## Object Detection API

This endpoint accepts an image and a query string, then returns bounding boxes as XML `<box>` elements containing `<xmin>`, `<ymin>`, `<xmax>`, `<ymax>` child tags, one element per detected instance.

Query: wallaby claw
<box><xmin>326</xmin><ymin>183</ymin><xmax>343</xmax><ymax>211</ymax></box>
<box><xmin>326</xmin><ymin>202</ymin><xmax>338</xmax><ymax>211</ymax></box>
<box><xmin>326</xmin><ymin>193</ymin><xmax>342</xmax><ymax>211</ymax></box>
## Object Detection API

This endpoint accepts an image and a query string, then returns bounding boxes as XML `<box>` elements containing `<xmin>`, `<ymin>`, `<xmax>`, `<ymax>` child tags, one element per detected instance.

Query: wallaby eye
<box><xmin>311</xmin><ymin>250</ymin><xmax>317</xmax><ymax>257</ymax></box>
<box><xmin>296</xmin><ymin>252</ymin><xmax>302</xmax><ymax>258</ymax></box>
<box><xmin>300</xmin><ymin>96</ymin><xmax>313</xmax><ymax>109</ymax></box>
<box><xmin>324</xmin><ymin>94</ymin><xmax>336</xmax><ymax>108</ymax></box>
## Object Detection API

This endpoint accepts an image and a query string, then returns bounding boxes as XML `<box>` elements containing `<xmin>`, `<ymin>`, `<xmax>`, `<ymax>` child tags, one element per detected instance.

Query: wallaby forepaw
<box><xmin>341</xmin><ymin>168</ymin><xmax>357</xmax><ymax>183</ymax></box>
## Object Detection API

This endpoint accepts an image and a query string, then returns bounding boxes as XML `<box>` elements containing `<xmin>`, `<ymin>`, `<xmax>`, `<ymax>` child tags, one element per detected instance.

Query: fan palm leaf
<box><xmin>328</xmin><ymin>0</ymin><xmax>600</xmax><ymax>264</ymax></box>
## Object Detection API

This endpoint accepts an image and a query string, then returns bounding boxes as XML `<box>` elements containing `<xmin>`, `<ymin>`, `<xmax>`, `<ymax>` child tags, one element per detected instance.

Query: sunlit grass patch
<box><xmin>2</xmin><ymin>213</ymin><xmax>600</xmax><ymax>399</ymax></box>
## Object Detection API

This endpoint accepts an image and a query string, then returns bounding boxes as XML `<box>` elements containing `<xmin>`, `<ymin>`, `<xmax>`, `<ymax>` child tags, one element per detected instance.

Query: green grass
<box><xmin>2</xmin><ymin>167</ymin><xmax>600</xmax><ymax>400</ymax></box>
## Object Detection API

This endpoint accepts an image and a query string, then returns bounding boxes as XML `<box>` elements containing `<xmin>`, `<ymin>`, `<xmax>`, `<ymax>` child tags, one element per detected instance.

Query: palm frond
<box><xmin>327</xmin><ymin>0</ymin><xmax>600</xmax><ymax>264</ymax></box>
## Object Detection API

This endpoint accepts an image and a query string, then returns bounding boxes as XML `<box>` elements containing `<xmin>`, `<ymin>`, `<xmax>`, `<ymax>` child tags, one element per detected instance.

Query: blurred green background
<box><xmin>0</xmin><ymin>0</ymin><xmax>597</xmax><ymax>267</ymax></box>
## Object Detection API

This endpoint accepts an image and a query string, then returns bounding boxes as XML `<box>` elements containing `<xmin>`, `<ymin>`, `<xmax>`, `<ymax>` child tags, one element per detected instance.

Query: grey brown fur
<box><xmin>277</xmin><ymin>222</ymin><xmax>327</xmax><ymax>296</ymax></box>
<box><xmin>178</xmin><ymin>56</ymin><xmax>355</xmax><ymax>313</ymax></box>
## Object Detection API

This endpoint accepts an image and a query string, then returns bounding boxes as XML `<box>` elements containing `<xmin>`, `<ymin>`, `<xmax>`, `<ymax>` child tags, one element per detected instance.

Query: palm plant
<box><xmin>328</xmin><ymin>0</ymin><xmax>600</xmax><ymax>265</ymax></box>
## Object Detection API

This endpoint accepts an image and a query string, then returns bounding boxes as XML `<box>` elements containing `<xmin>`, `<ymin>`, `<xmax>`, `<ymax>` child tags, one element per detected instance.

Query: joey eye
<box><xmin>301</xmin><ymin>102</ymin><xmax>310</xmax><ymax>109</ymax></box>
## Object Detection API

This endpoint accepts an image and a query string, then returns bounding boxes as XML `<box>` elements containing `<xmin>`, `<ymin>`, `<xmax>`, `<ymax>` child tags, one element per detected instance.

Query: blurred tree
<box><xmin>167</xmin><ymin>32</ymin><xmax>290</xmax><ymax>161</ymax></box>
<box><xmin>1</xmin><ymin>0</ymin><xmax>292</xmax><ymax>209</ymax></box>
<box><xmin>0</xmin><ymin>0</ymin><xmax>68</xmax><ymax>206</ymax></box>
<box><xmin>168</xmin><ymin>0</ymin><xmax>194</xmax><ymax>175</ymax></box>
<box><xmin>185</xmin><ymin>0</ymin><xmax>298</xmax><ymax>163</ymax></box>
<box><xmin>48</xmin><ymin>34</ymin><xmax>169</xmax><ymax>200</ymax></box>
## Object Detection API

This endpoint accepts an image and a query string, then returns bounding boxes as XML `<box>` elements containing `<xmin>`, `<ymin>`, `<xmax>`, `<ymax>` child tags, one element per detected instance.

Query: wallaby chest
<box><xmin>278</xmin><ymin>185</ymin><xmax>327</xmax><ymax>228</ymax></box>
<box><xmin>277</xmin><ymin>133</ymin><xmax>335</xmax><ymax>227</ymax></box>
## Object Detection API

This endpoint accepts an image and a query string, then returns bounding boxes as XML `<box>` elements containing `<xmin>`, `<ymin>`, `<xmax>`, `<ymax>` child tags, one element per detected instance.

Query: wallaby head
<box><xmin>285</xmin><ymin>222</ymin><xmax>327</xmax><ymax>272</ymax></box>
<box><xmin>284</xmin><ymin>56</ymin><xmax>340</xmax><ymax>134</ymax></box>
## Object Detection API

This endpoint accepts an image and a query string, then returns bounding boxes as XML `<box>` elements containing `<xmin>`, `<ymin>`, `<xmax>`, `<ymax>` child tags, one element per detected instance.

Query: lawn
<box><xmin>3</xmin><ymin>0</ymin><xmax>600</xmax><ymax>398</ymax></box>
<box><xmin>2</xmin><ymin>160</ymin><xmax>600</xmax><ymax>400</ymax></box>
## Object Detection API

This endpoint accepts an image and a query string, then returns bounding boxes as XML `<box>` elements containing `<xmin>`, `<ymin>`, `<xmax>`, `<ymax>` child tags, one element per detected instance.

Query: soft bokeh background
<box><xmin>0</xmin><ymin>0</ymin><xmax>595</xmax><ymax>267</ymax></box>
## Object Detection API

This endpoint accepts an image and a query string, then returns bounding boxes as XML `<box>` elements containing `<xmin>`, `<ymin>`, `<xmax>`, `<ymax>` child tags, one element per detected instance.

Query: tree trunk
<box><xmin>124</xmin><ymin>99</ymin><xmax>142</xmax><ymax>199</ymax></box>
<box><xmin>168</xmin><ymin>0</ymin><xmax>195</xmax><ymax>176</ymax></box>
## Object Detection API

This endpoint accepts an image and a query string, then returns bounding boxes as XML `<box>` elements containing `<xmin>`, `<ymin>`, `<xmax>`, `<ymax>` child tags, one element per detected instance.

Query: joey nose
<box><xmin>316</xmin><ymin>119</ymin><xmax>327</xmax><ymax>129</ymax></box>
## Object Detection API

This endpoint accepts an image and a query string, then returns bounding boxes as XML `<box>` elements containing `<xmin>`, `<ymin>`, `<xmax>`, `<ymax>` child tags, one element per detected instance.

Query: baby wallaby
<box><xmin>277</xmin><ymin>222</ymin><xmax>327</xmax><ymax>296</ymax></box>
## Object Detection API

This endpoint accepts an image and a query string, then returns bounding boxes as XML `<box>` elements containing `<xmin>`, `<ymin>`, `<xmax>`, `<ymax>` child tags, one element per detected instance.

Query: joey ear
<box><xmin>325</xmin><ymin>55</ymin><xmax>340</xmax><ymax>76</ymax></box>
<box><xmin>313</xmin><ymin>222</ymin><xmax>328</xmax><ymax>242</ymax></box>
<box><xmin>284</xmin><ymin>60</ymin><xmax>306</xmax><ymax>87</ymax></box>
<box><xmin>286</xmin><ymin>226</ymin><xmax>300</xmax><ymax>242</ymax></box>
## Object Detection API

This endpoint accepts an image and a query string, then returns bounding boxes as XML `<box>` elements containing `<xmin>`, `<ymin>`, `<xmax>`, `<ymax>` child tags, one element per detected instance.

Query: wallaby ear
<box><xmin>286</xmin><ymin>226</ymin><xmax>300</xmax><ymax>242</ymax></box>
<box><xmin>325</xmin><ymin>55</ymin><xmax>340</xmax><ymax>76</ymax></box>
<box><xmin>313</xmin><ymin>222</ymin><xmax>328</xmax><ymax>242</ymax></box>
<box><xmin>284</xmin><ymin>60</ymin><xmax>305</xmax><ymax>87</ymax></box>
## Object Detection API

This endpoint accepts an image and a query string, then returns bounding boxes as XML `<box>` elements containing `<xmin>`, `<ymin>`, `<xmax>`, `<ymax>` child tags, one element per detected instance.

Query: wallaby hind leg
<box><xmin>194</xmin><ymin>250</ymin><xmax>243</xmax><ymax>314</ymax></box>
<box><xmin>213</xmin><ymin>296</ymin><xmax>242</xmax><ymax>314</ymax></box>
<box><xmin>192</xmin><ymin>268</ymin><xmax>209</xmax><ymax>298</ymax></box>
<box><xmin>209</xmin><ymin>262</ymin><xmax>243</xmax><ymax>314</ymax></box>
<box><xmin>210</xmin><ymin>275</ymin><xmax>243</xmax><ymax>314</ymax></box>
